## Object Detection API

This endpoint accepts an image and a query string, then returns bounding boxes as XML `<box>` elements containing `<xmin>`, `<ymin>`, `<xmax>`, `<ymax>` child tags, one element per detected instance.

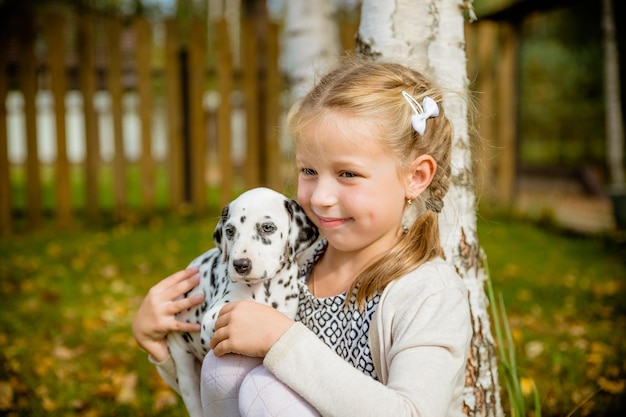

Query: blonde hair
<box><xmin>287</xmin><ymin>60</ymin><xmax>453</xmax><ymax>308</ymax></box>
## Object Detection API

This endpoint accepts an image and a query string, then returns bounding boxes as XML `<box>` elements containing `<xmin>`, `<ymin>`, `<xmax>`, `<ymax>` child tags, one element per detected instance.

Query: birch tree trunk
<box><xmin>280</xmin><ymin>0</ymin><xmax>340</xmax><ymax>103</ymax></box>
<box><xmin>357</xmin><ymin>1</ymin><xmax>503</xmax><ymax>416</ymax></box>
<box><xmin>278</xmin><ymin>0</ymin><xmax>341</xmax><ymax>168</ymax></box>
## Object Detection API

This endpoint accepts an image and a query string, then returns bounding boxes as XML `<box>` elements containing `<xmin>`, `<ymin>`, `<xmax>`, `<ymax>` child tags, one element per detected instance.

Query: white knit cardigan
<box><xmin>155</xmin><ymin>257</ymin><xmax>472</xmax><ymax>417</ymax></box>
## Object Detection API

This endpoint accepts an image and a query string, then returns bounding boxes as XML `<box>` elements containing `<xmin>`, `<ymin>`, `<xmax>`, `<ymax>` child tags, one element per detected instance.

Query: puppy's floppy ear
<box><xmin>213</xmin><ymin>205</ymin><xmax>230</xmax><ymax>260</ymax></box>
<box><xmin>284</xmin><ymin>199</ymin><xmax>319</xmax><ymax>255</ymax></box>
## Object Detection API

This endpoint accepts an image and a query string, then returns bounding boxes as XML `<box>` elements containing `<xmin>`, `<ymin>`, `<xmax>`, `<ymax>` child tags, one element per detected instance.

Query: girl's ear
<box><xmin>405</xmin><ymin>154</ymin><xmax>437</xmax><ymax>198</ymax></box>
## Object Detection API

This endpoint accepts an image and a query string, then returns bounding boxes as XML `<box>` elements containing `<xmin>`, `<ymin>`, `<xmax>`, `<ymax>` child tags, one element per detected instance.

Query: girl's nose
<box><xmin>310</xmin><ymin>178</ymin><xmax>337</xmax><ymax>208</ymax></box>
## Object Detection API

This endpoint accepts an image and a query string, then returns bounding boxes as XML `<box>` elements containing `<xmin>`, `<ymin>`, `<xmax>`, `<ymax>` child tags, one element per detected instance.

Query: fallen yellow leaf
<box><xmin>35</xmin><ymin>385</ymin><xmax>56</xmax><ymax>412</ymax></box>
<box><xmin>33</xmin><ymin>356</ymin><xmax>54</xmax><ymax>377</ymax></box>
<box><xmin>520</xmin><ymin>377</ymin><xmax>535</xmax><ymax>397</ymax></box>
<box><xmin>115</xmin><ymin>372</ymin><xmax>138</xmax><ymax>405</ymax></box>
<box><xmin>598</xmin><ymin>377</ymin><xmax>625</xmax><ymax>394</ymax></box>
<box><xmin>0</xmin><ymin>381</ymin><xmax>14</xmax><ymax>410</ymax></box>
<box><xmin>152</xmin><ymin>388</ymin><xmax>179</xmax><ymax>412</ymax></box>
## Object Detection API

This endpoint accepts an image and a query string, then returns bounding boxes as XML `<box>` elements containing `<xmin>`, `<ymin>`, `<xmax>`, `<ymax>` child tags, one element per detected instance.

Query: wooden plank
<box><xmin>496</xmin><ymin>22</ymin><xmax>519</xmax><ymax>206</ymax></box>
<box><xmin>265</xmin><ymin>21</ymin><xmax>282</xmax><ymax>191</ymax></box>
<box><xmin>188</xmin><ymin>19</ymin><xmax>207</xmax><ymax>210</ymax></box>
<box><xmin>215</xmin><ymin>18</ymin><xmax>233</xmax><ymax>206</ymax></box>
<box><xmin>45</xmin><ymin>12</ymin><xmax>72</xmax><ymax>228</ymax></box>
<box><xmin>21</xmin><ymin>21</ymin><xmax>42</xmax><ymax>229</ymax></box>
<box><xmin>106</xmin><ymin>16</ymin><xmax>127</xmax><ymax>213</ymax></box>
<box><xmin>165</xmin><ymin>18</ymin><xmax>183</xmax><ymax>209</ymax></box>
<box><xmin>78</xmin><ymin>14</ymin><xmax>100</xmax><ymax>220</ymax></box>
<box><xmin>135</xmin><ymin>17</ymin><xmax>155</xmax><ymax>210</ymax></box>
<box><xmin>0</xmin><ymin>38</ymin><xmax>10</xmax><ymax>234</ymax></box>
<box><xmin>241</xmin><ymin>15</ymin><xmax>260</xmax><ymax>189</ymax></box>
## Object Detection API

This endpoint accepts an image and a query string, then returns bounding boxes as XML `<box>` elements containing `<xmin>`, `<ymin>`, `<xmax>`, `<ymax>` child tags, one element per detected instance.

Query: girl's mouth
<box><xmin>316</xmin><ymin>215</ymin><xmax>351</xmax><ymax>229</ymax></box>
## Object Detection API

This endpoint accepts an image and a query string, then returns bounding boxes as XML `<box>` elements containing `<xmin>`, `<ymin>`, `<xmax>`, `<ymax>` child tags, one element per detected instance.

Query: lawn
<box><xmin>0</xmin><ymin>210</ymin><xmax>624</xmax><ymax>416</ymax></box>
<box><xmin>479</xmin><ymin>214</ymin><xmax>626</xmax><ymax>416</ymax></box>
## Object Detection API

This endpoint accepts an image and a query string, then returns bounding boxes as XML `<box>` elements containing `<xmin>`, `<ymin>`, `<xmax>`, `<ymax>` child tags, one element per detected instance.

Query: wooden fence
<box><xmin>0</xmin><ymin>9</ymin><xmax>358</xmax><ymax>234</ymax></box>
<box><xmin>0</xmin><ymin>7</ymin><xmax>524</xmax><ymax>237</ymax></box>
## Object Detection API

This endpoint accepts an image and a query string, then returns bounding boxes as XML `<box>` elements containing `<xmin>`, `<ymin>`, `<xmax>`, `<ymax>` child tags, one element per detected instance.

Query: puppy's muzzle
<box><xmin>233</xmin><ymin>258</ymin><xmax>252</xmax><ymax>275</ymax></box>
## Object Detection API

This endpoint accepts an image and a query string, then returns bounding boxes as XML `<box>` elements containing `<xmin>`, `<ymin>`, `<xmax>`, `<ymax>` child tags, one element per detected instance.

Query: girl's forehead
<box><xmin>297</xmin><ymin>111</ymin><xmax>384</xmax><ymax>152</ymax></box>
<box><xmin>295</xmin><ymin>134</ymin><xmax>398</xmax><ymax>174</ymax></box>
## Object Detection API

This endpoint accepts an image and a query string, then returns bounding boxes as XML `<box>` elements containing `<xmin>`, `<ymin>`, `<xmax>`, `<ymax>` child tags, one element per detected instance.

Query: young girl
<box><xmin>133</xmin><ymin>60</ymin><xmax>472</xmax><ymax>417</ymax></box>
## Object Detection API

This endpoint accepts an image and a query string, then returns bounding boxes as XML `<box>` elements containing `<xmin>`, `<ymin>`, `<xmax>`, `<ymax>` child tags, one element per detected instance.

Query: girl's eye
<box><xmin>300</xmin><ymin>168</ymin><xmax>317</xmax><ymax>176</ymax></box>
<box><xmin>339</xmin><ymin>171</ymin><xmax>358</xmax><ymax>178</ymax></box>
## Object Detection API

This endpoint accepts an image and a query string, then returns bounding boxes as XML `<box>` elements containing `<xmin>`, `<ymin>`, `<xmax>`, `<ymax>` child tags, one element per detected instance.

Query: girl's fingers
<box><xmin>209</xmin><ymin>302</ymin><xmax>292</xmax><ymax>357</ymax></box>
<box><xmin>212</xmin><ymin>310</ymin><xmax>229</xmax><ymax>332</ymax></box>
<box><xmin>174</xmin><ymin>271</ymin><xmax>201</xmax><ymax>295</ymax></box>
<box><xmin>209</xmin><ymin>327</ymin><xmax>230</xmax><ymax>354</ymax></box>
<box><xmin>174</xmin><ymin>318</ymin><xmax>201</xmax><ymax>333</ymax></box>
<box><xmin>171</xmin><ymin>293</ymin><xmax>205</xmax><ymax>313</ymax></box>
<box><xmin>151</xmin><ymin>270</ymin><xmax>200</xmax><ymax>306</ymax></box>
<box><xmin>154</xmin><ymin>267</ymin><xmax>200</xmax><ymax>293</ymax></box>
<box><xmin>168</xmin><ymin>267</ymin><xmax>200</xmax><ymax>290</ymax></box>
<box><xmin>216</xmin><ymin>301</ymin><xmax>235</xmax><ymax>317</ymax></box>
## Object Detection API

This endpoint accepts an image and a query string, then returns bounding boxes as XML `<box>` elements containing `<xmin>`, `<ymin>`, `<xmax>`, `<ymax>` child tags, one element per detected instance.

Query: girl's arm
<box><xmin>209</xmin><ymin>263</ymin><xmax>471</xmax><ymax>417</ymax></box>
<box><xmin>264</xmin><ymin>263</ymin><xmax>471</xmax><ymax>417</ymax></box>
<box><xmin>265</xmin><ymin>286</ymin><xmax>470</xmax><ymax>417</ymax></box>
<box><xmin>132</xmin><ymin>267</ymin><xmax>204</xmax><ymax>361</ymax></box>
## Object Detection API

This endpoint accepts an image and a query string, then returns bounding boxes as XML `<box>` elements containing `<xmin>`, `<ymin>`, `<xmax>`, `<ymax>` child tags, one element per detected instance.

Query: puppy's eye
<box><xmin>259</xmin><ymin>222</ymin><xmax>276</xmax><ymax>234</ymax></box>
<box><xmin>224</xmin><ymin>224</ymin><xmax>236</xmax><ymax>238</ymax></box>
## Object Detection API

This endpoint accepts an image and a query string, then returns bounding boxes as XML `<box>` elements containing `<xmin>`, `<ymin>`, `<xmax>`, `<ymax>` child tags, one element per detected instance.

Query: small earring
<box><xmin>402</xmin><ymin>197</ymin><xmax>414</xmax><ymax>234</ymax></box>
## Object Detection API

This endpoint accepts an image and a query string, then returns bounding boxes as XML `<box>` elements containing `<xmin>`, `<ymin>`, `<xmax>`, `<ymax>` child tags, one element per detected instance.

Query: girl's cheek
<box><xmin>296</xmin><ymin>180</ymin><xmax>309</xmax><ymax>204</ymax></box>
<box><xmin>296</xmin><ymin>186</ymin><xmax>314</xmax><ymax>216</ymax></box>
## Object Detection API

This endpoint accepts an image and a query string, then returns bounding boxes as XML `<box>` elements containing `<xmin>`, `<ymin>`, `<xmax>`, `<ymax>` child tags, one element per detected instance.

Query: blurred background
<box><xmin>0</xmin><ymin>0</ymin><xmax>624</xmax><ymax>416</ymax></box>
<box><xmin>0</xmin><ymin>0</ymin><xmax>624</xmax><ymax>233</ymax></box>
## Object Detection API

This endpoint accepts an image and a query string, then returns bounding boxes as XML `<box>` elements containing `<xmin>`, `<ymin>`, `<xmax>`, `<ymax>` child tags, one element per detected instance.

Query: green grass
<box><xmin>478</xmin><ymin>213</ymin><xmax>626</xmax><ymax>416</ymax></box>
<box><xmin>0</xmin><ymin>214</ymin><xmax>221</xmax><ymax>416</ymax></box>
<box><xmin>7</xmin><ymin>163</ymin><xmax>229</xmax><ymax>216</ymax></box>
<box><xmin>0</xmin><ymin>211</ymin><xmax>624</xmax><ymax>416</ymax></box>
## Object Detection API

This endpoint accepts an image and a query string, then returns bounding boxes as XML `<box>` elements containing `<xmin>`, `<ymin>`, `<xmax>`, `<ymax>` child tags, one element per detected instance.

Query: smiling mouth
<box><xmin>316</xmin><ymin>215</ymin><xmax>350</xmax><ymax>229</ymax></box>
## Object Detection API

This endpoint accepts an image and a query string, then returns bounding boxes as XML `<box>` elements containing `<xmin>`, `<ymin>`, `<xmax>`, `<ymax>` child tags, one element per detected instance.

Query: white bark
<box><xmin>280</xmin><ymin>0</ymin><xmax>341</xmax><ymax>102</ymax></box>
<box><xmin>359</xmin><ymin>1</ymin><xmax>503</xmax><ymax>416</ymax></box>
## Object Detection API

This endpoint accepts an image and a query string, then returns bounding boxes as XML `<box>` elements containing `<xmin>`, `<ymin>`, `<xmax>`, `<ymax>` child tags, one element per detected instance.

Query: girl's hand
<box><xmin>132</xmin><ymin>267</ymin><xmax>204</xmax><ymax>361</ymax></box>
<box><xmin>210</xmin><ymin>301</ymin><xmax>294</xmax><ymax>358</ymax></box>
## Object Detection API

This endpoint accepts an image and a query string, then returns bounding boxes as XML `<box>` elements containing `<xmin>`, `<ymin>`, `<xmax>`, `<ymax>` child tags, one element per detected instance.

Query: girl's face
<box><xmin>296</xmin><ymin>112</ymin><xmax>409</xmax><ymax>258</ymax></box>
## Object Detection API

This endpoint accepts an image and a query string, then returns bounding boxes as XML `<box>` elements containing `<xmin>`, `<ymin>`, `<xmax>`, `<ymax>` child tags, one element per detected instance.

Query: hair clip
<box><xmin>401</xmin><ymin>91</ymin><xmax>439</xmax><ymax>136</ymax></box>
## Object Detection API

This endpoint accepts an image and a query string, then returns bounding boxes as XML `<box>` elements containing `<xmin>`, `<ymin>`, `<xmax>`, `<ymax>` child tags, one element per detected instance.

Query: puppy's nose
<box><xmin>233</xmin><ymin>258</ymin><xmax>252</xmax><ymax>275</ymax></box>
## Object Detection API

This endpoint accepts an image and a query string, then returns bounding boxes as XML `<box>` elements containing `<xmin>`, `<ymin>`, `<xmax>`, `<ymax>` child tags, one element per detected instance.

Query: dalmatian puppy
<box><xmin>166</xmin><ymin>187</ymin><xmax>319</xmax><ymax>417</ymax></box>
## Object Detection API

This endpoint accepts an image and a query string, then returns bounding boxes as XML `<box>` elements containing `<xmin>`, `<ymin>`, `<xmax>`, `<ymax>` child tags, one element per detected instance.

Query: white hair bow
<box><xmin>401</xmin><ymin>91</ymin><xmax>439</xmax><ymax>136</ymax></box>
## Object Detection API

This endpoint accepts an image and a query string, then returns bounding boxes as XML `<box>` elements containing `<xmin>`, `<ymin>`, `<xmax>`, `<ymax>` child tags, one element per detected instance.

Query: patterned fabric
<box><xmin>295</xmin><ymin>240</ymin><xmax>380</xmax><ymax>380</ymax></box>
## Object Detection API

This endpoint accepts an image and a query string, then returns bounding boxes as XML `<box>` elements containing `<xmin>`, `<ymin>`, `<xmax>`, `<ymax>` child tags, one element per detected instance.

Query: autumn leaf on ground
<box><xmin>153</xmin><ymin>388</ymin><xmax>179</xmax><ymax>412</ymax></box>
<box><xmin>115</xmin><ymin>372</ymin><xmax>138</xmax><ymax>405</ymax></box>
<box><xmin>0</xmin><ymin>381</ymin><xmax>13</xmax><ymax>410</ymax></box>
<box><xmin>598</xmin><ymin>377</ymin><xmax>625</xmax><ymax>395</ymax></box>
